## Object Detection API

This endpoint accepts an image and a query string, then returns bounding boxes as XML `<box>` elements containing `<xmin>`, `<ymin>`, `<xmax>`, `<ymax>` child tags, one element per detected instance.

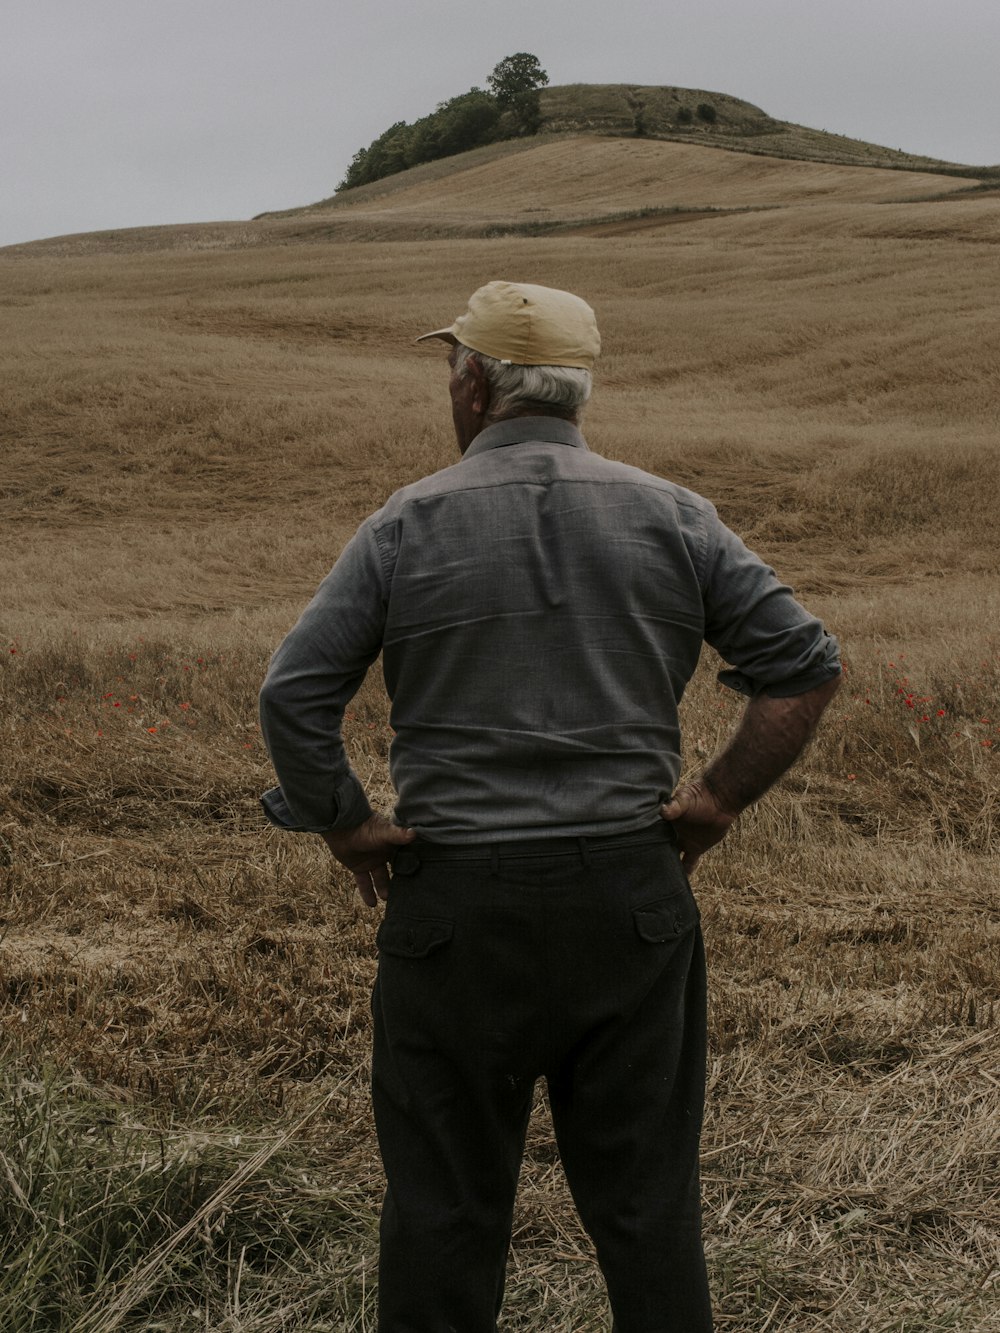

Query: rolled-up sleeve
<box><xmin>259</xmin><ymin>521</ymin><xmax>389</xmax><ymax>832</ymax></box>
<box><xmin>700</xmin><ymin>509</ymin><xmax>841</xmax><ymax>698</ymax></box>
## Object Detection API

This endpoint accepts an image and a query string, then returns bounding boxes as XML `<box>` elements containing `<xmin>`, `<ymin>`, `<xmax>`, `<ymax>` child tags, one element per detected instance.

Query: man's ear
<box><xmin>465</xmin><ymin>354</ymin><xmax>490</xmax><ymax>414</ymax></box>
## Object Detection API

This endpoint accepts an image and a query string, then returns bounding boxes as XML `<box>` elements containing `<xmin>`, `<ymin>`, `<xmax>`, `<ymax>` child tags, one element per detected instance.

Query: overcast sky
<box><xmin>3</xmin><ymin>0</ymin><xmax>998</xmax><ymax>249</ymax></box>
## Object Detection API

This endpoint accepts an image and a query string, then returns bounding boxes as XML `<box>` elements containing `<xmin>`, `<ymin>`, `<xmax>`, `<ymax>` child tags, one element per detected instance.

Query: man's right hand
<box><xmin>660</xmin><ymin>780</ymin><xmax>738</xmax><ymax>874</ymax></box>
<box><xmin>321</xmin><ymin>815</ymin><xmax>416</xmax><ymax>908</ymax></box>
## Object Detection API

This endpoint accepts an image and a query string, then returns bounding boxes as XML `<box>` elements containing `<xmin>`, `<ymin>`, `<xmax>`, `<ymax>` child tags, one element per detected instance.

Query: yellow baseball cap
<box><xmin>416</xmin><ymin>280</ymin><xmax>600</xmax><ymax>369</ymax></box>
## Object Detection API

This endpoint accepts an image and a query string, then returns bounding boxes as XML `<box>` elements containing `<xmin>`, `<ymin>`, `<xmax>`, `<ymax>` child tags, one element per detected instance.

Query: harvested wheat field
<box><xmin>1</xmin><ymin>133</ymin><xmax>998</xmax><ymax>1330</ymax></box>
<box><xmin>295</xmin><ymin>137</ymin><xmax>975</xmax><ymax>227</ymax></box>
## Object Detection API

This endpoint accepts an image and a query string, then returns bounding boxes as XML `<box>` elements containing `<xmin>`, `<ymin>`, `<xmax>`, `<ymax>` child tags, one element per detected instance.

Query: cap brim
<box><xmin>415</xmin><ymin>327</ymin><xmax>458</xmax><ymax>346</ymax></box>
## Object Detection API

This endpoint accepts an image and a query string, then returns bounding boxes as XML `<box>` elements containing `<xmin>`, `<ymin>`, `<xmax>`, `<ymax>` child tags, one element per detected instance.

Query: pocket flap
<box><xmin>633</xmin><ymin>895</ymin><xmax>698</xmax><ymax>943</ymax></box>
<box><xmin>377</xmin><ymin>915</ymin><xmax>453</xmax><ymax>959</ymax></box>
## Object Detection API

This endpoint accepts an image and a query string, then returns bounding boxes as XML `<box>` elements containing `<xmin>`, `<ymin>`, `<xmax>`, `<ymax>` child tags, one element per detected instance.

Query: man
<box><xmin>259</xmin><ymin>280</ymin><xmax>840</xmax><ymax>1332</ymax></box>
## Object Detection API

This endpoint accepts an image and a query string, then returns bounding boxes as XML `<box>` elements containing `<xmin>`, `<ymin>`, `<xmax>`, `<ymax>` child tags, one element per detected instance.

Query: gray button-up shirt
<box><xmin>260</xmin><ymin>416</ymin><xmax>840</xmax><ymax>842</ymax></box>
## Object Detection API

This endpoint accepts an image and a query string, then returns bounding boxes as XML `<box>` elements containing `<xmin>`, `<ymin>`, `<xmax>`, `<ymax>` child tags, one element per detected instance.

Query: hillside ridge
<box><xmin>535</xmin><ymin>82</ymin><xmax>985</xmax><ymax>171</ymax></box>
<box><xmin>259</xmin><ymin>81</ymin><xmax>994</xmax><ymax>222</ymax></box>
<box><xmin>5</xmin><ymin>82</ymin><xmax>996</xmax><ymax>256</ymax></box>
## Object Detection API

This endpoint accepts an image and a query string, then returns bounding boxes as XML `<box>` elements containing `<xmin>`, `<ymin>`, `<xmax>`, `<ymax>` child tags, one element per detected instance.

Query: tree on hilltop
<box><xmin>486</xmin><ymin>53</ymin><xmax>549</xmax><ymax>105</ymax></box>
<box><xmin>487</xmin><ymin>52</ymin><xmax>549</xmax><ymax>135</ymax></box>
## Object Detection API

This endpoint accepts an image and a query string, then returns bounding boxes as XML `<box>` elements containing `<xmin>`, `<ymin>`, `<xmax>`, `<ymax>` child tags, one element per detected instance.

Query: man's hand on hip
<box><xmin>661</xmin><ymin>675</ymin><xmax>840</xmax><ymax>873</ymax></box>
<box><xmin>660</xmin><ymin>780</ymin><xmax>737</xmax><ymax>874</ymax></box>
<box><xmin>321</xmin><ymin>815</ymin><xmax>417</xmax><ymax>908</ymax></box>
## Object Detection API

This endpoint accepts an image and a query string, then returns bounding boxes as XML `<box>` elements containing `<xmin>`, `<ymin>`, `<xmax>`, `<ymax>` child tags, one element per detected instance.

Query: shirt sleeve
<box><xmin>259</xmin><ymin>521</ymin><xmax>388</xmax><ymax>832</ymax></box>
<box><xmin>700</xmin><ymin>507</ymin><xmax>841</xmax><ymax>698</ymax></box>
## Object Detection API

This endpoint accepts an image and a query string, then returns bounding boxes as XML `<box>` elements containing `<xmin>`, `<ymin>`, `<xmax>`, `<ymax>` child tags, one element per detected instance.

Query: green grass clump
<box><xmin>0</xmin><ymin>1054</ymin><xmax>372</xmax><ymax>1331</ymax></box>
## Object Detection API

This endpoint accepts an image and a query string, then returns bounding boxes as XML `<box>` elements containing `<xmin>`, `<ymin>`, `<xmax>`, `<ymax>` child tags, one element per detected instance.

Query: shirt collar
<box><xmin>463</xmin><ymin>415</ymin><xmax>589</xmax><ymax>459</ymax></box>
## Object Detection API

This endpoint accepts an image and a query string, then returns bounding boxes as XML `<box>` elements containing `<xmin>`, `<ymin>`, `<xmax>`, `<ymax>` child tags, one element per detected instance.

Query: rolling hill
<box><xmin>257</xmin><ymin>135</ymin><xmax>984</xmax><ymax>242</ymax></box>
<box><xmin>5</xmin><ymin>83</ymin><xmax>997</xmax><ymax>256</ymax></box>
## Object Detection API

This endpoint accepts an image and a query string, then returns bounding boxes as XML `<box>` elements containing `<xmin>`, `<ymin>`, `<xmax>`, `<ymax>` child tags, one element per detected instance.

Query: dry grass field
<box><xmin>286</xmin><ymin>136</ymin><xmax>977</xmax><ymax>233</ymax></box>
<box><xmin>1</xmin><ymin>133</ymin><xmax>998</xmax><ymax>1330</ymax></box>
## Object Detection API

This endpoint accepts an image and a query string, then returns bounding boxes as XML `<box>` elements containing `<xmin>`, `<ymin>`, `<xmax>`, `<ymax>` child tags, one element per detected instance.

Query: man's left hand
<box><xmin>321</xmin><ymin>815</ymin><xmax>417</xmax><ymax>908</ymax></box>
<box><xmin>660</xmin><ymin>780</ymin><xmax>737</xmax><ymax>874</ymax></box>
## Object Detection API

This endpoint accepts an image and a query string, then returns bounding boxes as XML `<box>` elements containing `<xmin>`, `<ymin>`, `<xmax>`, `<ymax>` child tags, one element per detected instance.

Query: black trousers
<box><xmin>372</xmin><ymin>824</ymin><xmax>713</xmax><ymax>1333</ymax></box>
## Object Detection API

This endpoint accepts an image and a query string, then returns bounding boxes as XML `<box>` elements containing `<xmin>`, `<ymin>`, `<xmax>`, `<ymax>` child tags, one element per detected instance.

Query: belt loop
<box><xmin>577</xmin><ymin>837</ymin><xmax>591</xmax><ymax>868</ymax></box>
<box><xmin>490</xmin><ymin>844</ymin><xmax>500</xmax><ymax>875</ymax></box>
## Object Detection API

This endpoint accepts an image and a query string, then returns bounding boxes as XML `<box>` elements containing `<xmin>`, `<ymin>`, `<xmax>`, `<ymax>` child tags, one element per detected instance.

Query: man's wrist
<box><xmin>699</xmin><ymin>771</ymin><xmax>743</xmax><ymax>819</ymax></box>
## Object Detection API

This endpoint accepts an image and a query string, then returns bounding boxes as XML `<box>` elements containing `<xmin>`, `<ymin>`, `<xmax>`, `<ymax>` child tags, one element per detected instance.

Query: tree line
<box><xmin>337</xmin><ymin>54</ymin><xmax>549</xmax><ymax>192</ymax></box>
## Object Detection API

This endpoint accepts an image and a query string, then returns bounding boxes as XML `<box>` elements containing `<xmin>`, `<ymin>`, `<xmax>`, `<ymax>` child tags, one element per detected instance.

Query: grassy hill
<box><xmin>5</xmin><ymin>82</ymin><xmax>997</xmax><ymax>258</ymax></box>
<box><xmin>8</xmin><ymin>133</ymin><xmax>996</xmax><ymax>259</ymax></box>
<box><xmin>250</xmin><ymin>135</ymin><xmax>987</xmax><ymax>247</ymax></box>
<box><xmin>255</xmin><ymin>80</ymin><xmax>996</xmax><ymax>227</ymax></box>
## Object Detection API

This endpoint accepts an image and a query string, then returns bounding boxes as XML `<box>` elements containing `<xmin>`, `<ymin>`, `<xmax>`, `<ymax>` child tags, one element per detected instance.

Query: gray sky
<box><xmin>3</xmin><ymin>0</ymin><xmax>998</xmax><ymax>249</ymax></box>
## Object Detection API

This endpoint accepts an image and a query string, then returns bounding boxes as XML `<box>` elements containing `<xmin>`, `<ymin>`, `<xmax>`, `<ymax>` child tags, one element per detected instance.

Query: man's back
<box><xmin>260</xmin><ymin>414</ymin><xmax>836</xmax><ymax>844</ymax></box>
<box><xmin>377</xmin><ymin>417</ymin><xmax>708</xmax><ymax>839</ymax></box>
<box><xmin>320</xmin><ymin>414</ymin><xmax>834</xmax><ymax>842</ymax></box>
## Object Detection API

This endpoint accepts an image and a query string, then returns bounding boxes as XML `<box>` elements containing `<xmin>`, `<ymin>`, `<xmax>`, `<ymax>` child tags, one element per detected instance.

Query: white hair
<box><xmin>453</xmin><ymin>343</ymin><xmax>592</xmax><ymax>422</ymax></box>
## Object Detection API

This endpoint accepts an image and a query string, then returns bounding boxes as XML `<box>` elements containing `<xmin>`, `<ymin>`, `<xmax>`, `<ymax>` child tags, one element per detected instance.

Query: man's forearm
<box><xmin>702</xmin><ymin>674</ymin><xmax>840</xmax><ymax>816</ymax></box>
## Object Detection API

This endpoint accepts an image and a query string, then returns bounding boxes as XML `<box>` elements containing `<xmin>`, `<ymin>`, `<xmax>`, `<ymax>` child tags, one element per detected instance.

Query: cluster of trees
<box><xmin>338</xmin><ymin>54</ymin><xmax>548</xmax><ymax>192</ymax></box>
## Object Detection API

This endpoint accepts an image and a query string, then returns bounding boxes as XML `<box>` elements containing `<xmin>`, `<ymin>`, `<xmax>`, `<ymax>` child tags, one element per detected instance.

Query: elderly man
<box><xmin>259</xmin><ymin>281</ymin><xmax>840</xmax><ymax>1332</ymax></box>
